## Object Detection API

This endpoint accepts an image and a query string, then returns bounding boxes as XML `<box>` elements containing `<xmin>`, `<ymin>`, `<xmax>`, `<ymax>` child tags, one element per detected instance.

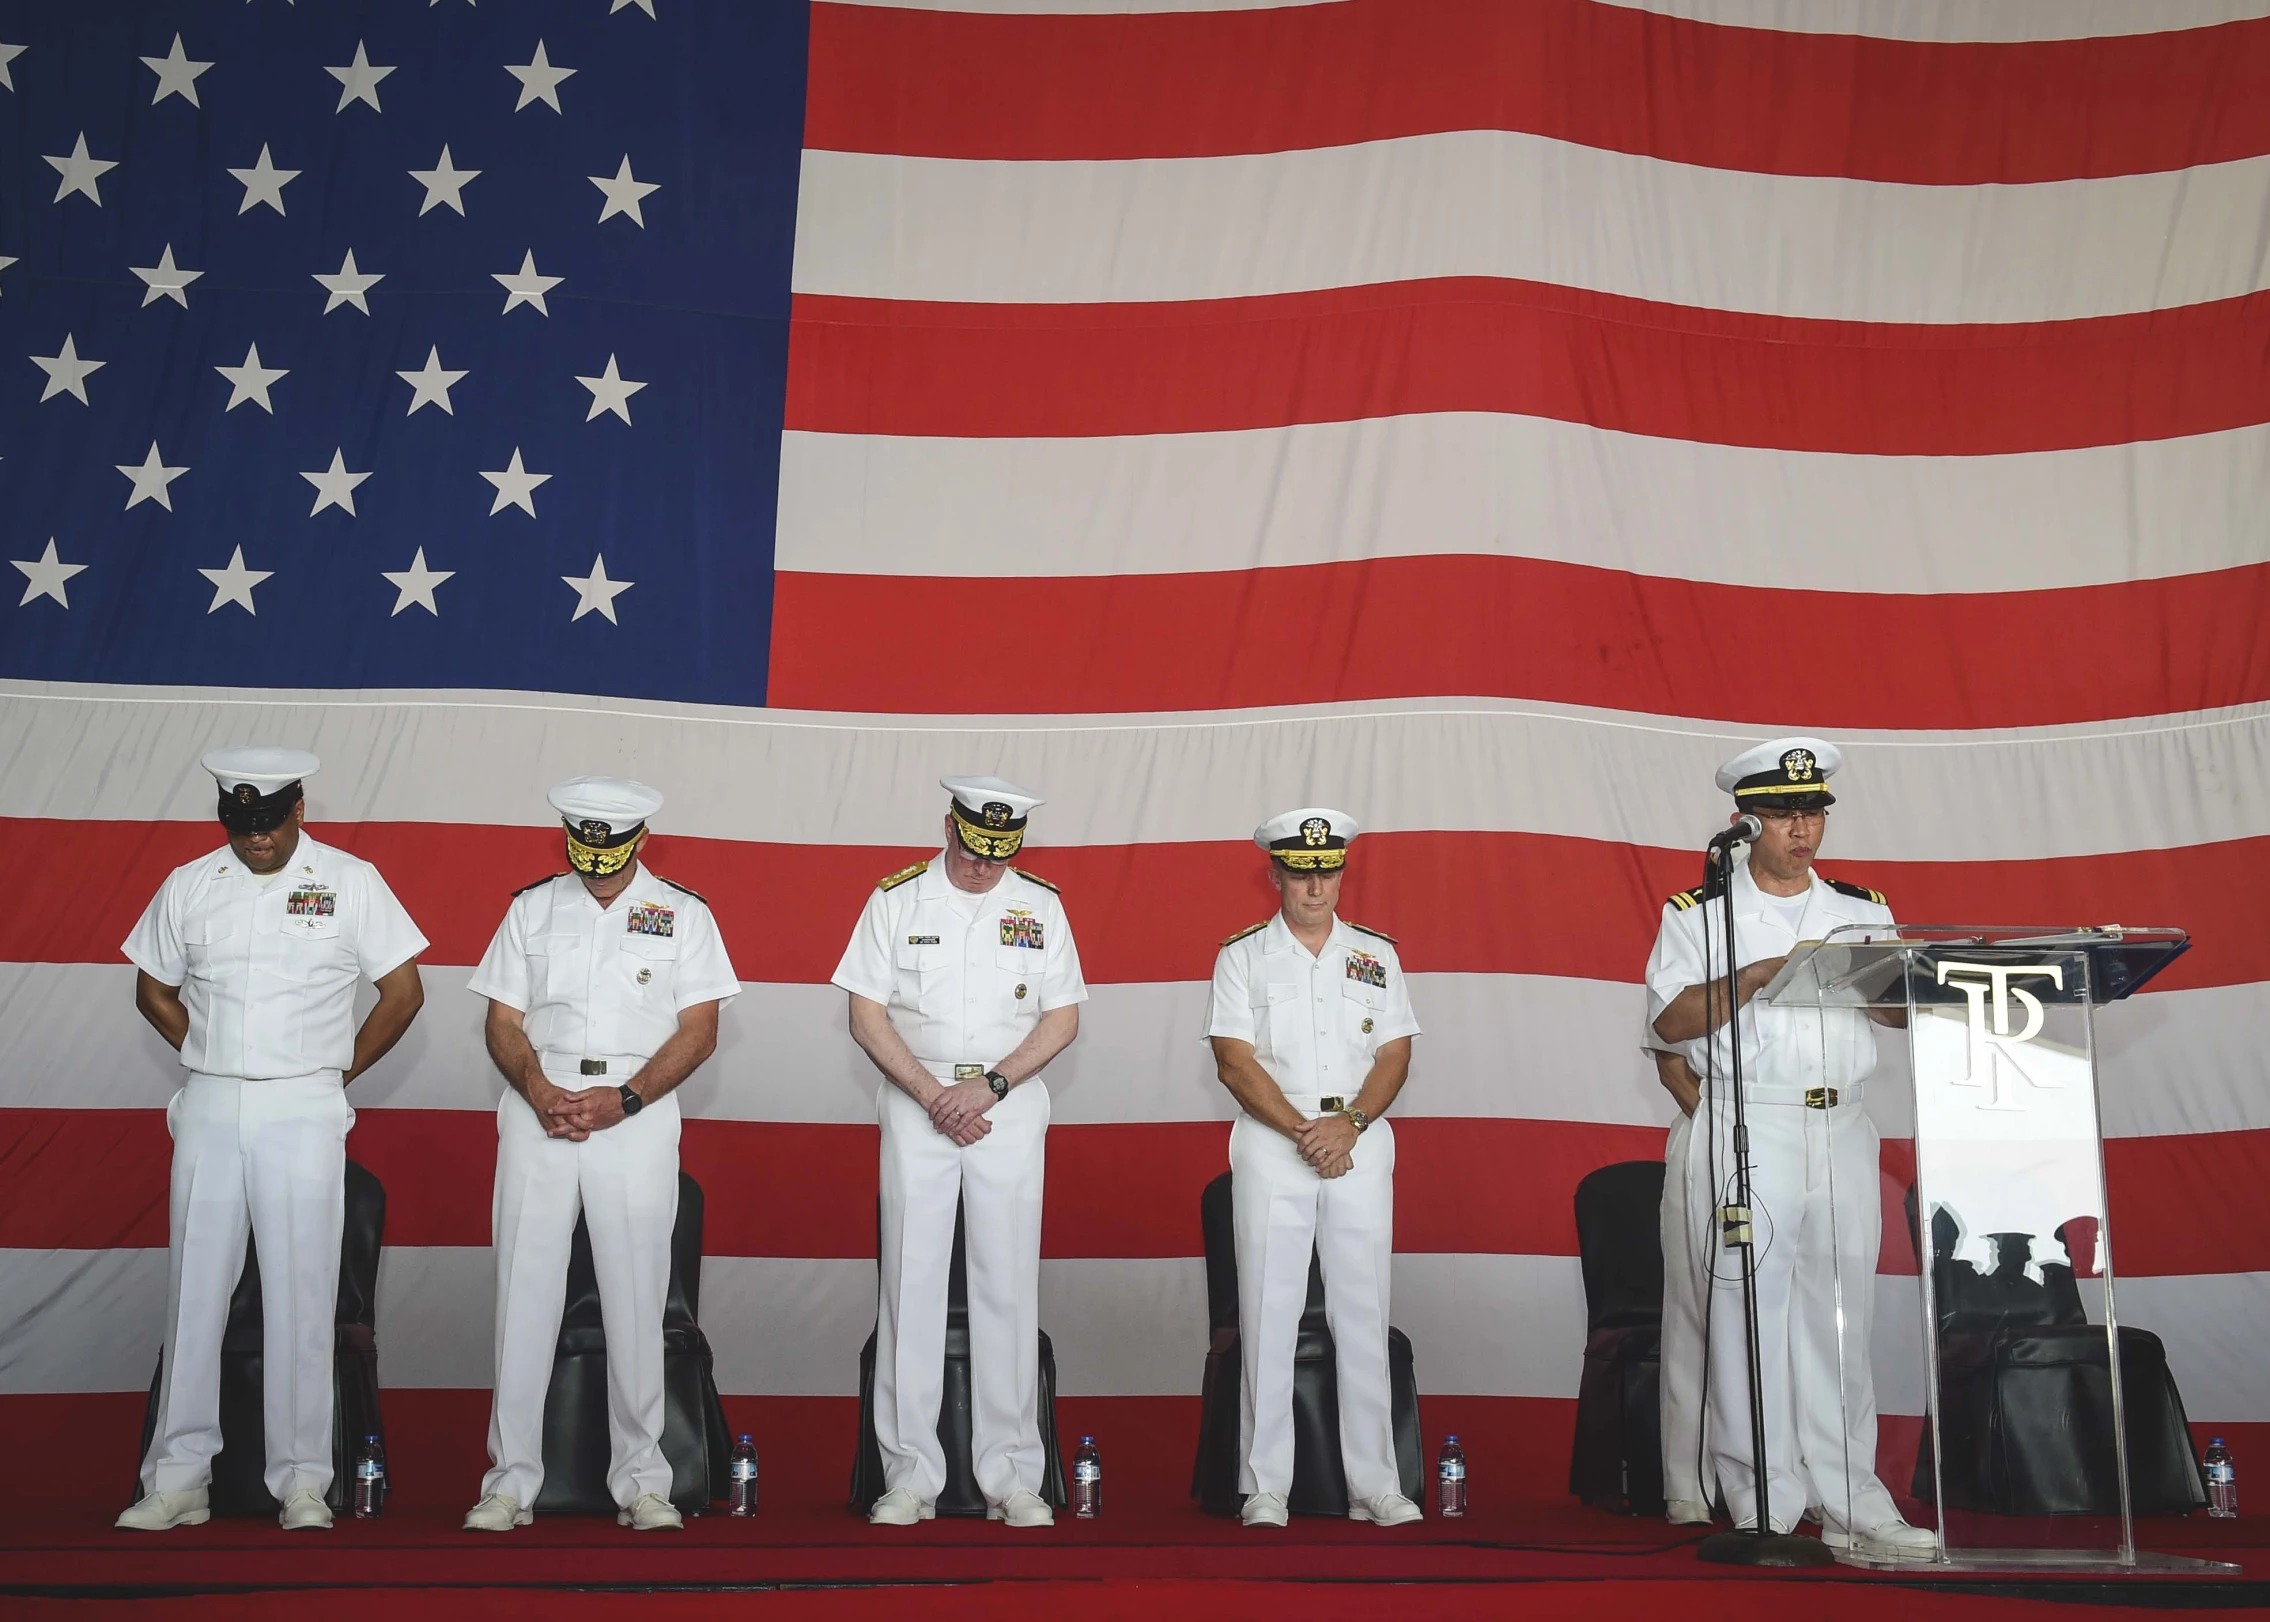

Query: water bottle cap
<box><xmin>1446</xmin><ymin>1434</ymin><xmax>1459</xmax><ymax>1443</ymax></box>
<box><xmin>365</xmin><ymin>1434</ymin><xmax>379</xmax><ymax>1443</ymax></box>
<box><xmin>1082</xmin><ymin>1435</ymin><xmax>1095</xmax><ymax>1444</ymax></box>
<box><xmin>2212</xmin><ymin>1436</ymin><xmax>2226</xmax><ymax>1445</ymax></box>
<box><xmin>739</xmin><ymin>1434</ymin><xmax>753</xmax><ymax>1443</ymax></box>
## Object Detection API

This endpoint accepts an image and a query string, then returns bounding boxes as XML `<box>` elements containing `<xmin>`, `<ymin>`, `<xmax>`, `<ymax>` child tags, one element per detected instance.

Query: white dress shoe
<box><xmin>617</xmin><ymin>1493</ymin><xmax>684</xmax><ymax>1531</ymax></box>
<box><xmin>116</xmin><ymin>1488</ymin><xmax>210</xmax><ymax>1531</ymax></box>
<box><xmin>1240</xmin><ymin>1491</ymin><xmax>1290</xmax><ymax>1528</ymax></box>
<box><xmin>278</xmin><ymin>1489</ymin><xmax>333</xmax><ymax>1530</ymax></box>
<box><xmin>867</xmin><ymin>1487</ymin><xmax>935</xmax><ymax>1526</ymax></box>
<box><xmin>463</xmin><ymin>1493</ymin><xmax>532</xmax><ymax>1532</ymax></box>
<box><xmin>1823</xmin><ymin>1517</ymin><xmax>1938</xmax><ymax>1557</ymax></box>
<box><xmin>1349</xmin><ymin>1492</ymin><xmax>1423</xmax><ymax>1526</ymax></box>
<box><xmin>985</xmin><ymin>1489</ymin><xmax>1055</xmax><ymax>1527</ymax></box>
<box><xmin>1665</xmin><ymin>1497</ymin><xmax>1713</xmax><ymax>1525</ymax></box>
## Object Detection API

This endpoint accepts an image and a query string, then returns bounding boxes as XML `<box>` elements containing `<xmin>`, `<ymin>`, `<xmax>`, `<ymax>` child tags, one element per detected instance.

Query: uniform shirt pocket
<box><xmin>182</xmin><ymin>916</ymin><xmax>237</xmax><ymax>977</ymax></box>
<box><xmin>1341</xmin><ymin>978</ymin><xmax>1384</xmax><ymax>1050</ymax></box>
<box><xmin>1257</xmin><ymin>980</ymin><xmax>1302</xmax><ymax>1056</ymax></box>
<box><xmin>894</xmin><ymin>943</ymin><xmax>953</xmax><ymax>1012</ymax></box>
<box><xmin>621</xmin><ymin>930</ymin><xmax>680</xmax><ymax>998</ymax></box>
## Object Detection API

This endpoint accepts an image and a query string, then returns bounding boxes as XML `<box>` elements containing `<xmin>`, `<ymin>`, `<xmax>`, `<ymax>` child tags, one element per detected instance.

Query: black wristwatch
<box><xmin>618</xmin><ymin>1084</ymin><xmax>644</xmax><ymax>1118</ymax></box>
<box><xmin>984</xmin><ymin>1070</ymin><xmax>1011</xmax><ymax>1101</ymax></box>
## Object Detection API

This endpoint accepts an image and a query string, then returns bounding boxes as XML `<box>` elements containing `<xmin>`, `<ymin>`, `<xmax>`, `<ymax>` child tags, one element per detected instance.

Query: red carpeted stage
<box><xmin>7</xmin><ymin>1393</ymin><xmax>2261</xmax><ymax>1618</ymax></box>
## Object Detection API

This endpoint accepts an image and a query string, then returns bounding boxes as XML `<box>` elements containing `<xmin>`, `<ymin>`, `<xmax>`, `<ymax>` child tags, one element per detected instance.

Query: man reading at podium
<box><xmin>1643</xmin><ymin>737</ymin><xmax>1935</xmax><ymax>1557</ymax></box>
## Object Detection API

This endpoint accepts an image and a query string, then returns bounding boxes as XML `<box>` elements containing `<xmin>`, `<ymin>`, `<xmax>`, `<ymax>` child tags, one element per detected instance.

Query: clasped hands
<box><xmin>1294</xmin><ymin>1111</ymin><xmax>1359</xmax><ymax>1179</ymax></box>
<box><xmin>926</xmin><ymin>1076</ymin><xmax>998</xmax><ymax>1147</ymax></box>
<box><xmin>921</xmin><ymin>1084</ymin><xmax>1003</xmax><ymax>1147</ymax></box>
<box><xmin>532</xmin><ymin>1078</ymin><xmax>628</xmax><ymax>1141</ymax></box>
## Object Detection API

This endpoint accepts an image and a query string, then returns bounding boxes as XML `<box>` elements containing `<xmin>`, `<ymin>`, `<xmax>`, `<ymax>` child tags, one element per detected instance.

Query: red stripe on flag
<box><xmin>788</xmin><ymin>284</ymin><xmax>2270</xmax><ymax>452</ymax></box>
<box><xmin>768</xmin><ymin>560</ymin><xmax>2270</xmax><ymax>730</ymax></box>
<box><xmin>806</xmin><ymin>0</ymin><xmax>2270</xmax><ymax>182</ymax></box>
<box><xmin>9</xmin><ymin>819</ymin><xmax>2264</xmax><ymax>993</ymax></box>
<box><xmin>5</xmin><ymin>1108</ymin><xmax>2262</xmax><ymax>1277</ymax></box>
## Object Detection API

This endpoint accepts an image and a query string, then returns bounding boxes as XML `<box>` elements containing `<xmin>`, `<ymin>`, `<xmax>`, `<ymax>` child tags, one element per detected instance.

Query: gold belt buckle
<box><xmin>1804</xmin><ymin>1086</ymin><xmax>1838</xmax><ymax>1110</ymax></box>
<box><xmin>580</xmin><ymin>1059</ymin><xmax>608</xmax><ymax>1077</ymax></box>
<box><xmin>954</xmin><ymin>1064</ymin><xmax>985</xmax><ymax>1081</ymax></box>
<box><xmin>1319</xmin><ymin>1095</ymin><xmax>1345</xmax><ymax>1112</ymax></box>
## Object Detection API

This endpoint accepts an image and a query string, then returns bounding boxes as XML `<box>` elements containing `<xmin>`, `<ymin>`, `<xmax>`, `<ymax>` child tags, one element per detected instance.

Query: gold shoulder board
<box><xmin>878</xmin><ymin>860</ymin><xmax>929</xmax><ymax>892</ymax></box>
<box><xmin>1011</xmin><ymin>866</ymin><xmax>1059</xmax><ymax>893</ymax></box>
<box><xmin>514</xmin><ymin>872</ymin><xmax>568</xmax><ymax>897</ymax></box>
<box><xmin>1346</xmin><ymin>921</ymin><xmax>1398</xmax><ymax>944</ymax></box>
<box><xmin>1668</xmin><ymin>888</ymin><xmax>1702</xmax><ymax>911</ymax></box>
<box><xmin>1220</xmin><ymin>920</ymin><xmax>1269</xmax><ymax>947</ymax></box>
<box><xmin>658</xmin><ymin>876</ymin><xmax>709</xmax><ymax>905</ymax></box>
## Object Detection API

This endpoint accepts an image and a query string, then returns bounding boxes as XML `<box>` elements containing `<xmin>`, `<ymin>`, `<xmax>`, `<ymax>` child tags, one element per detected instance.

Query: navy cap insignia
<box><xmin>236</xmin><ymin>784</ymin><xmax>257</xmax><ymax>803</ymax></box>
<box><xmin>982</xmin><ymin>800</ymin><xmax>1013</xmax><ymax>828</ymax></box>
<box><xmin>580</xmin><ymin>819</ymin><xmax>610</xmax><ymax>843</ymax></box>
<box><xmin>1782</xmin><ymin>748</ymin><xmax>1817</xmax><ymax>782</ymax></box>
<box><xmin>1301</xmin><ymin>816</ymin><xmax>1329</xmax><ymax>847</ymax></box>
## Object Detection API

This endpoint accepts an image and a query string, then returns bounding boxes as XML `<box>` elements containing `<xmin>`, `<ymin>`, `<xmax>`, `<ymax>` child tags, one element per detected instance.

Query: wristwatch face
<box><xmin>987</xmin><ymin>1071</ymin><xmax>1009</xmax><ymax>1099</ymax></box>
<box><xmin>619</xmin><ymin>1084</ymin><xmax>643</xmax><ymax>1116</ymax></box>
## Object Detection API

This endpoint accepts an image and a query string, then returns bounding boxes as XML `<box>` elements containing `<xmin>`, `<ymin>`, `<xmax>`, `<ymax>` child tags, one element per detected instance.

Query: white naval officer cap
<box><xmin>548</xmin><ymin>775</ymin><xmax>665</xmax><ymax>877</ymax></box>
<box><xmin>1254</xmin><ymin>807</ymin><xmax>1360</xmax><ymax>871</ymax></box>
<box><xmin>941</xmin><ymin>774</ymin><xmax>1043</xmax><ymax>861</ymax></box>
<box><xmin>203</xmin><ymin>746</ymin><xmax>320</xmax><ymax>833</ymax></box>
<box><xmin>1714</xmin><ymin>736</ymin><xmax>1841</xmax><ymax>809</ymax></box>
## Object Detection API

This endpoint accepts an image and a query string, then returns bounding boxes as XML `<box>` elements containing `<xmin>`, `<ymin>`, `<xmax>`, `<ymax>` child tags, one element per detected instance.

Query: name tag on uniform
<box><xmin>626</xmin><ymin>903</ymin><xmax>675</xmax><ymax>938</ymax></box>
<box><xmin>286</xmin><ymin>887</ymin><xmax>336</xmax><ymax>918</ymax></box>
<box><xmin>1346</xmin><ymin>951</ymin><xmax>1387</xmax><ymax>988</ymax></box>
<box><xmin>1000</xmin><ymin>910</ymin><xmax>1044</xmax><ymax>950</ymax></box>
<box><xmin>907</xmin><ymin>934</ymin><xmax>941</xmax><ymax>945</ymax></box>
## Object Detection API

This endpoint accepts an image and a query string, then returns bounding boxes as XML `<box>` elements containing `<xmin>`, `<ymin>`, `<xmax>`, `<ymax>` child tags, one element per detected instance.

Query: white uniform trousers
<box><xmin>1230</xmin><ymin>1110</ymin><xmax>1400</xmax><ymax>1502</ymax></box>
<box><xmin>1686</xmin><ymin>1093</ymin><xmax>1900</xmax><ymax>1533</ymax></box>
<box><xmin>140</xmin><ymin>1072</ymin><xmax>352</xmax><ymax>1500</ymax></box>
<box><xmin>874</xmin><ymin>1077</ymin><xmax>1050</xmax><ymax>1505</ymax></box>
<box><xmin>483</xmin><ymin>1083</ymin><xmax>681</xmax><ymax>1509</ymax></box>
<box><xmin>1659</xmin><ymin>1109</ymin><xmax>1714</xmax><ymax>1507</ymax></box>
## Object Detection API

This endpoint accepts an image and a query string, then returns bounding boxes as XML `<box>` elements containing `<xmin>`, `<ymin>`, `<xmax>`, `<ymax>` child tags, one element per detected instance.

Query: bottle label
<box><xmin>1075</xmin><ymin>1463</ymin><xmax>1102</xmax><ymax>1482</ymax></box>
<box><xmin>1439</xmin><ymin>1462</ymin><xmax>1466</xmax><ymax>1481</ymax></box>
<box><xmin>733</xmin><ymin>1463</ymin><xmax>758</xmax><ymax>1479</ymax></box>
<box><xmin>2207</xmin><ymin>1462</ymin><xmax>2235</xmax><ymax>1483</ymax></box>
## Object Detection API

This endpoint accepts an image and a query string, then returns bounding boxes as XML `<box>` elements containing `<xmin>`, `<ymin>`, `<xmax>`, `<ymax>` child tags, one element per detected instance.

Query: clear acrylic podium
<box><xmin>1762</xmin><ymin>925</ymin><xmax>2230</xmax><ymax>1574</ymax></box>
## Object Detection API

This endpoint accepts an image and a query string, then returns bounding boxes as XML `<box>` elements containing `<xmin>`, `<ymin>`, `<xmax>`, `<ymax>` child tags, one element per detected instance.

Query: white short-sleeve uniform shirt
<box><xmin>469</xmin><ymin>868</ymin><xmax>741</xmax><ymax>1061</ymax></box>
<box><xmin>830</xmin><ymin>856</ymin><xmax>1087</xmax><ymax>1071</ymax></box>
<box><xmin>122</xmin><ymin>833</ymin><xmax>429</xmax><ymax>1080</ymax></box>
<box><xmin>1205</xmin><ymin>914</ymin><xmax>1420</xmax><ymax>1100</ymax></box>
<box><xmin>1643</xmin><ymin>860</ymin><xmax>1895</xmax><ymax>1092</ymax></box>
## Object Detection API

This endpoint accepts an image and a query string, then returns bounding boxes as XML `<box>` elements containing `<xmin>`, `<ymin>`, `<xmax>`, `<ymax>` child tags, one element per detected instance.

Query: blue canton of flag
<box><xmin>0</xmin><ymin>0</ymin><xmax>806</xmax><ymax>705</ymax></box>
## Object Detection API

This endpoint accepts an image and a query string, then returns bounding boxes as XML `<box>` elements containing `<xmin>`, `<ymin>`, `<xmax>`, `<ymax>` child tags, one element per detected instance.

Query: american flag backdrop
<box><xmin>3</xmin><ymin>0</ymin><xmax>2269</xmax><ymax>1493</ymax></box>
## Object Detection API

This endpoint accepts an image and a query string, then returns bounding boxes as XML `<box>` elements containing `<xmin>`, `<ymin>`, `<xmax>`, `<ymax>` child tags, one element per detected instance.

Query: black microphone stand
<box><xmin>1696</xmin><ymin>827</ymin><xmax>1834</xmax><ymax>1568</ymax></box>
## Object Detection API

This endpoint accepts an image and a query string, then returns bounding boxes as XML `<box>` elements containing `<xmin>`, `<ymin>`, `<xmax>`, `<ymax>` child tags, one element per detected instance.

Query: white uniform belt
<box><xmin>919</xmin><ymin>1059</ymin><xmax>998</xmax><ymax>1083</ymax></box>
<box><xmin>1736</xmin><ymin>1080</ymin><xmax>1865</xmax><ymax>1108</ymax></box>
<box><xmin>1275</xmin><ymin>1091</ymin><xmax>1355</xmax><ymax>1119</ymax></box>
<box><xmin>540</xmin><ymin>1051</ymin><xmax>651</xmax><ymax>1079</ymax></box>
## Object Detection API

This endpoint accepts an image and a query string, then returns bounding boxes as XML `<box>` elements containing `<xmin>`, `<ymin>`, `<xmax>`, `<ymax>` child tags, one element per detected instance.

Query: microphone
<box><xmin>1709</xmin><ymin>813</ymin><xmax>1764</xmax><ymax>849</ymax></box>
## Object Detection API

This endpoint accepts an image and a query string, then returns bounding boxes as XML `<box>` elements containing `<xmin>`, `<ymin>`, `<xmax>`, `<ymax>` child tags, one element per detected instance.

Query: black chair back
<box><xmin>1572</xmin><ymin>1161</ymin><xmax>1664</xmax><ymax>1332</ymax></box>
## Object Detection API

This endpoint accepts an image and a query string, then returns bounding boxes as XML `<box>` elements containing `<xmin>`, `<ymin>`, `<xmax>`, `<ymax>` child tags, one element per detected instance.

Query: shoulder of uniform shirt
<box><xmin>878</xmin><ymin>860</ymin><xmax>929</xmax><ymax>892</ymax></box>
<box><xmin>655</xmin><ymin>875</ymin><xmax>709</xmax><ymax>906</ymax></box>
<box><xmin>1666</xmin><ymin>870</ymin><xmax>1731</xmax><ymax>912</ymax></box>
<box><xmin>1825</xmin><ymin>876</ymin><xmax>1889</xmax><ymax>906</ymax></box>
<box><xmin>1220</xmin><ymin>919</ymin><xmax>1270</xmax><ymax>948</ymax></box>
<box><xmin>1345</xmin><ymin>921</ymin><xmax>1397</xmax><ymax>945</ymax></box>
<box><xmin>1010</xmin><ymin>866</ymin><xmax>1059</xmax><ymax>894</ymax></box>
<box><xmin>513</xmin><ymin>872</ymin><xmax>568</xmax><ymax>898</ymax></box>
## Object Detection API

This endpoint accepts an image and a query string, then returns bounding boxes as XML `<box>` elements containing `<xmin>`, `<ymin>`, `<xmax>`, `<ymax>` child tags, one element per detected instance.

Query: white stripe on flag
<box><xmin>1591</xmin><ymin>0</ymin><xmax>2270</xmax><ymax>43</ymax></box>
<box><xmin>791</xmin><ymin>137</ymin><xmax>2270</xmax><ymax>321</ymax></box>
<box><xmin>6</xmin><ymin>685</ymin><xmax>2270</xmax><ymax>862</ymax></box>
<box><xmin>7</xmin><ymin>1247</ymin><xmax>2266</xmax><ymax>1419</ymax></box>
<box><xmin>777</xmin><ymin>419</ymin><xmax>2270</xmax><ymax>594</ymax></box>
<box><xmin>11</xmin><ymin>963</ymin><xmax>2265</xmax><ymax>1141</ymax></box>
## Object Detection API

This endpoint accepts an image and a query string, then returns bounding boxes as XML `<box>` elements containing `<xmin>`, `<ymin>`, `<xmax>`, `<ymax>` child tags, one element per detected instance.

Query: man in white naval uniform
<box><xmin>118</xmin><ymin>748</ymin><xmax>428</xmax><ymax>1532</ymax></box>
<box><xmin>462</xmin><ymin>777</ymin><xmax>740</xmax><ymax>1534</ymax></box>
<box><xmin>834</xmin><ymin>776</ymin><xmax>1086</xmax><ymax>1529</ymax></box>
<box><xmin>1644</xmin><ymin>737</ymin><xmax>1934</xmax><ymax>1556</ymax></box>
<box><xmin>1206</xmin><ymin>808</ymin><xmax>1422</xmax><ymax>1529</ymax></box>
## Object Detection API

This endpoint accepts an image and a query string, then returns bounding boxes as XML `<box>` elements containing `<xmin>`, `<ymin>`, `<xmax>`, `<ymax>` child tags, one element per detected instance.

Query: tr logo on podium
<box><xmin>1934</xmin><ymin>960</ymin><xmax>2066</xmax><ymax>1111</ymax></box>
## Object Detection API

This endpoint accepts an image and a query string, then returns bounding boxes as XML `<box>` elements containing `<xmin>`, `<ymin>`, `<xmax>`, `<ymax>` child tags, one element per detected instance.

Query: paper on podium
<box><xmin>1758</xmin><ymin>935</ymin><xmax>1910</xmax><ymax>1007</ymax></box>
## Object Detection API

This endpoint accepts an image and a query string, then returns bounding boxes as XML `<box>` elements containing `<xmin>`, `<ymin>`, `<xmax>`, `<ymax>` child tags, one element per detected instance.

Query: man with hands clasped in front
<box><xmin>833</xmin><ymin>776</ymin><xmax>1087</xmax><ymax>1529</ymax></box>
<box><xmin>462</xmin><ymin>777</ymin><xmax>740</xmax><ymax>1535</ymax></box>
<box><xmin>1206</xmin><ymin>808</ymin><xmax>1422</xmax><ymax>1529</ymax></box>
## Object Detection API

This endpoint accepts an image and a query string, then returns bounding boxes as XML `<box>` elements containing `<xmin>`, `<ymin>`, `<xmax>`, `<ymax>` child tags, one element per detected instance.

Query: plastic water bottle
<box><xmin>2204</xmin><ymin>1438</ymin><xmax>2237</xmax><ymax>1519</ymax></box>
<box><xmin>729</xmin><ymin>1435</ymin><xmax>760</xmax><ymax>1516</ymax></box>
<box><xmin>1072</xmin><ymin>1435</ymin><xmax>1102</xmax><ymax>1519</ymax></box>
<box><xmin>352</xmin><ymin>1435</ymin><xmax>386</xmax><ymax>1519</ymax></box>
<box><xmin>1437</xmin><ymin>1435</ymin><xmax>1467</xmax><ymax>1518</ymax></box>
